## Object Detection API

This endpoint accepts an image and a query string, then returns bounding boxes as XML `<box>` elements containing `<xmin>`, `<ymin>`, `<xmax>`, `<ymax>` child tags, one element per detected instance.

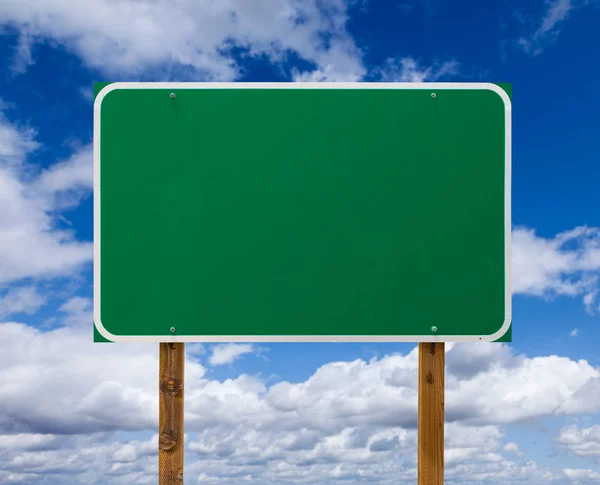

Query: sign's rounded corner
<box><xmin>93</xmin><ymin>83</ymin><xmax>123</xmax><ymax>113</ymax></box>
<box><xmin>486</xmin><ymin>83</ymin><xmax>512</xmax><ymax>114</ymax></box>
<box><xmin>486</xmin><ymin>315</ymin><xmax>512</xmax><ymax>342</ymax></box>
<box><xmin>93</xmin><ymin>316</ymin><xmax>121</xmax><ymax>342</ymax></box>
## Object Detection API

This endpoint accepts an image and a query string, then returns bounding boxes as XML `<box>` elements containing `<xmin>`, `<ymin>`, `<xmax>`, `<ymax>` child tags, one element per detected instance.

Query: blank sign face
<box><xmin>93</xmin><ymin>83</ymin><xmax>511</xmax><ymax>342</ymax></box>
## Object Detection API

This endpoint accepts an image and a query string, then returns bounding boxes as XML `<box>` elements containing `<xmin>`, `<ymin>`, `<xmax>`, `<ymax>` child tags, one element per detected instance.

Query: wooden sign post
<box><xmin>159</xmin><ymin>343</ymin><xmax>185</xmax><ymax>484</ymax></box>
<box><xmin>157</xmin><ymin>342</ymin><xmax>446</xmax><ymax>484</ymax></box>
<box><xmin>418</xmin><ymin>342</ymin><xmax>445</xmax><ymax>485</ymax></box>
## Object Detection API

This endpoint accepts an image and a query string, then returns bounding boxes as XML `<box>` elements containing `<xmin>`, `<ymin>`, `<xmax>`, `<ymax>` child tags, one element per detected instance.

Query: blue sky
<box><xmin>0</xmin><ymin>0</ymin><xmax>600</xmax><ymax>484</ymax></box>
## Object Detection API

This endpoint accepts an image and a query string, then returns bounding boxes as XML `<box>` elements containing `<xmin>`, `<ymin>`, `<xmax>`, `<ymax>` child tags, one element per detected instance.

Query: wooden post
<box><xmin>418</xmin><ymin>342</ymin><xmax>445</xmax><ymax>485</ymax></box>
<box><xmin>159</xmin><ymin>343</ymin><xmax>185</xmax><ymax>484</ymax></box>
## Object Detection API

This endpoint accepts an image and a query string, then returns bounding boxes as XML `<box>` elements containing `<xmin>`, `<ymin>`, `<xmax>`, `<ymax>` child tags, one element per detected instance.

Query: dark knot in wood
<box><xmin>426</xmin><ymin>372</ymin><xmax>434</xmax><ymax>384</ymax></box>
<box><xmin>159</xmin><ymin>432</ymin><xmax>177</xmax><ymax>451</ymax></box>
<box><xmin>160</xmin><ymin>378</ymin><xmax>183</xmax><ymax>396</ymax></box>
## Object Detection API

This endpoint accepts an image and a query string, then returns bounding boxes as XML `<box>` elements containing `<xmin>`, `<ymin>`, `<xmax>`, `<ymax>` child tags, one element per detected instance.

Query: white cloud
<box><xmin>556</xmin><ymin>424</ymin><xmax>600</xmax><ymax>461</ymax></box>
<box><xmin>9</xmin><ymin>31</ymin><xmax>35</xmax><ymax>76</ymax></box>
<box><xmin>583</xmin><ymin>291</ymin><xmax>598</xmax><ymax>314</ymax></box>
<box><xmin>516</xmin><ymin>0</ymin><xmax>592</xmax><ymax>55</ymax></box>
<box><xmin>33</xmin><ymin>144</ymin><xmax>93</xmax><ymax>210</ymax></box>
<box><xmin>0</xmin><ymin>286</ymin><xmax>46</xmax><ymax>319</ymax></box>
<box><xmin>0</xmin><ymin>0</ymin><xmax>365</xmax><ymax>82</ymax></box>
<box><xmin>0</xmin><ymin>0</ymin><xmax>464</xmax><ymax>84</ymax></box>
<box><xmin>503</xmin><ymin>441</ymin><xmax>524</xmax><ymax>456</ymax></box>
<box><xmin>8</xmin><ymin>322</ymin><xmax>599</xmax><ymax>439</ymax></box>
<box><xmin>58</xmin><ymin>296</ymin><xmax>92</xmax><ymax>327</ymax></box>
<box><xmin>208</xmin><ymin>343</ymin><xmax>263</xmax><ymax>366</ymax></box>
<box><xmin>1</xmin><ymin>320</ymin><xmax>598</xmax><ymax>483</ymax></box>
<box><xmin>0</xmin><ymin>109</ymin><xmax>38</xmax><ymax>167</ymax></box>
<box><xmin>0</xmin><ymin>108</ymin><xmax>92</xmax><ymax>287</ymax></box>
<box><xmin>563</xmin><ymin>468</ymin><xmax>600</xmax><ymax>482</ymax></box>
<box><xmin>0</xmin><ymin>321</ymin><xmax>180</xmax><ymax>435</ymax></box>
<box><xmin>445</xmin><ymin>341</ymin><xmax>517</xmax><ymax>379</ymax></box>
<box><xmin>571</xmin><ymin>328</ymin><xmax>580</xmax><ymax>337</ymax></box>
<box><xmin>512</xmin><ymin>226</ymin><xmax>600</xmax><ymax>313</ymax></box>
<box><xmin>186</xmin><ymin>343</ymin><xmax>206</xmax><ymax>356</ymax></box>
<box><xmin>0</xmin><ymin>433</ymin><xmax>58</xmax><ymax>451</ymax></box>
<box><xmin>0</xmin><ymin>432</ymin><xmax>158</xmax><ymax>484</ymax></box>
<box><xmin>0</xmin><ymin>2</ymin><xmax>597</xmax><ymax>483</ymax></box>
<box><xmin>374</xmin><ymin>57</ymin><xmax>460</xmax><ymax>82</ymax></box>
<box><xmin>186</xmin><ymin>421</ymin><xmax>555</xmax><ymax>484</ymax></box>
<box><xmin>0</xmin><ymin>424</ymin><xmax>557</xmax><ymax>484</ymax></box>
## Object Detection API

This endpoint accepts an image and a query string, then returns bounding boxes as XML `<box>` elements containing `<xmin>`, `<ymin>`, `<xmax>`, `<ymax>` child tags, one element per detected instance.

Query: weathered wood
<box><xmin>159</xmin><ymin>343</ymin><xmax>184</xmax><ymax>484</ymax></box>
<box><xmin>418</xmin><ymin>342</ymin><xmax>445</xmax><ymax>485</ymax></box>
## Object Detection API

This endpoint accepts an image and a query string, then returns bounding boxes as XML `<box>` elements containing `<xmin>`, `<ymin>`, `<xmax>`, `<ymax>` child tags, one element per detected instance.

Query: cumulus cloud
<box><xmin>512</xmin><ymin>226</ymin><xmax>600</xmax><ymax>313</ymax></box>
<box><xmin>0</xmin><ymin>323</ymin><xmax>156</xmax><ymax>435</ymax></box>
<box><xmin>0</xmin><ymin>108</ymin><xmax>92</xmax><ymax>287</ymax></box>
<box><xmin>503</xmin><ymin>441</ymin><xmax>524</xmax><ymax>456</ymax></box>
<box><xmin>58</xmin><ymin>296</ymin><xmax>93</xmax><ymax>327</ymax></box>
<box><xmin>0</xmin><ymin>319</ymin><xmax>599</xmax><ymax>482</ymax></box>
<box><xmin>0</xmin><ymin>3</ymin><xmax>597</xmax><ymax>484</ymax></box>
<box><xmin>445</xmin><ymin>341</ymin><xmax>518</xmax><ymax>380</ymax></box>
<box><xmin>0</xmin><ymin>423</ymin><xmax>557</xmax><ymax>484</ymax></box>
<box><xmin>0</xmin><ymin>432</ymin><xmax>158</xmax><ymax>485</ymax></box>
<box><xmin>0</xmin><ymin>0</ymin><xmax>365</xmax><ymax>82</ymax></box>
<box><xmin>186</xmin><ymin>343</ymin><xmax>206</xmax><ymax>356</ymax></box>
<box><xmin>32</xmin><ymin>144</ymin><xmax>93</xmax><ymax>210</ymax></box>
<box><xmin>563</xmin><ymin>467</ymin><xmax>600</xmax><ymax>482</ymax></box>
<box><xmin>556</xmin><ymin>424</ymin><xmax>600</xmax><ymax>462</ymax></box>
<box><xmin>209</xmin><ymin>343</ymin><xmax>265</xmax><ymax>366</ymax></box>
<box><xmin>0</xmin><ymin>111</ymin><xmax>38</xmax><ymax>166</ymax></box>
<box><xmin>0</xmin><ymin>286</ymin><xmax>46</xmax><ymax>319</ymax></box>
<box><xmin>0</xmin><ymin>0</ymin><xmax>465</xmax><ymax>84</ymax></box>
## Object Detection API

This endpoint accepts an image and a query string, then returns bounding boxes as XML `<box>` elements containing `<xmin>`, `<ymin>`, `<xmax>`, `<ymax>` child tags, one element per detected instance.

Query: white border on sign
<box><xmin>93</xmin><ymin>82</ymin><xmax>512</xmax><ymax>343</ymax></box>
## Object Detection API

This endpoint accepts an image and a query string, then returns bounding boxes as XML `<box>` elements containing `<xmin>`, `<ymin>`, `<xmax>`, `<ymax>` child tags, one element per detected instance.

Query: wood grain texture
<box><xmin>418</xmin><ymin>342</ymin><xmax>445</xmax><ymax>485</ymax></box>
<box><xmin>159</xmin><ymin>343</ymin><xmax>184</xmax><ymax>484</ymax></box>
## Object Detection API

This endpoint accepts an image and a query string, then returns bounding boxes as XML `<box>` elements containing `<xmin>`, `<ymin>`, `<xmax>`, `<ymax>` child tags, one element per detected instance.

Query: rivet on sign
<box><xmin>170</xmin><ymin>93</ymin><xmax>176</xmax><ymax>99</ymax></box>
<box><xmin>431</xmin><ymin>93</ymin><xmax>437</xmax><ymax>98</ymax></box>
<box><xmin>170</xmin><ymin>327</ymin><xmax>176</xmax><ymax>333</ymax></box>
<box><xmin>431</xmin><ymin>326</ymin><xmax>438</xmax><ymax>333</ymax></box>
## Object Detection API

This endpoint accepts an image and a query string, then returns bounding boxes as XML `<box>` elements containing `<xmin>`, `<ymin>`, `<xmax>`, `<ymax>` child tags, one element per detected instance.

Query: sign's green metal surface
<box><xmin>94</xmin><ymin>83</ymin><xmax>511</xmax><ymax>342</ymax></box>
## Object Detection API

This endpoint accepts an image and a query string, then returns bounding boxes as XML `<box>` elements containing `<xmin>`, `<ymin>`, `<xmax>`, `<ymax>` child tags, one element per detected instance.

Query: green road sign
<box><xmin>93</xmin><ymin>82</ymin><xmax>511</xmax><ymax>343</ymax></box>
